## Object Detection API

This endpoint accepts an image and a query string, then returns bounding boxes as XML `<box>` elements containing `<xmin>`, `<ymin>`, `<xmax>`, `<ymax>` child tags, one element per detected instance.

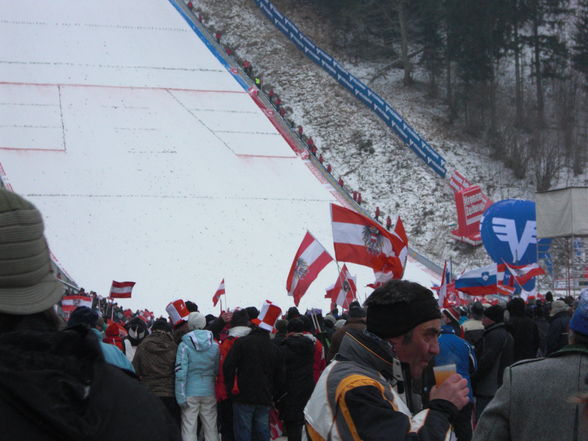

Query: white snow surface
<box><xmin>0</xmin><ymin>0</ymin><xmax>437</xmax><ymax>315</ymax></box>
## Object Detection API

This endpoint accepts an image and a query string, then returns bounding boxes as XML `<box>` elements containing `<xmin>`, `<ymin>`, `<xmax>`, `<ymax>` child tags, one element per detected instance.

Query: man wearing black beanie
<box><xmin>305</xmin><ymin>280</ymin><xmax>469</xmax><ymax>441</ymax></box>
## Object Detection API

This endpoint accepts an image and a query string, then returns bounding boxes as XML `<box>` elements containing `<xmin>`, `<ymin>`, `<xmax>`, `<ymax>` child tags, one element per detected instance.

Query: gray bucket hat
<box><xmin>0</xmin><ymin>190</ymin><xmax>64</xmax><ymax>314</ymax></box>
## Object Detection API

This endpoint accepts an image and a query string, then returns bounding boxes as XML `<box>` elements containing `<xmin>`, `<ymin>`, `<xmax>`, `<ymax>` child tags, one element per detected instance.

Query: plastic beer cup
<box><xmin>433</xmin><ymin>364</ymin><xmax>456</xmax><ymax>386</ymax></box>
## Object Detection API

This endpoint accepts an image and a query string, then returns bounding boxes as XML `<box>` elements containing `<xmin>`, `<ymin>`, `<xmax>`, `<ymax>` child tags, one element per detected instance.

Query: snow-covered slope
<box><xmin>0</xmin><ymin>0</ymin><xmax>438</xmax><ymax>315</ymax></box>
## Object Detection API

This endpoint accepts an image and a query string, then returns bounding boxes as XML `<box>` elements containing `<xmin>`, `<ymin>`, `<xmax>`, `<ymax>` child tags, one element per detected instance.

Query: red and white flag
<box><xmin>286</xmin><ymin>231</ymin><xmax>333</xmax><ymax>306</ymax></box>
<box><xmin>213</xmin><ymin>279</ymin><xmax>225</xmax><ymax>307</ymax></box>
<box><xmin>503</xmin><ymin>262</ymin><xmax>546</xmax><ymax>287</ymax></box>
<box><xmin>109</xmin><ymin>281</ymin><xmax>135</xmax><ymax>298</ymax></box>
<box><xmin>325</xmin><ymin>264</ymin><xmax>357</xmax><ymax>309</ymax></box>
<box><xmin>331</xmin><ymin>204</ymin><xmax>407</xmax><ymax>282</ymax></box>
<box><xmin>61</xmin><ymin>295</ymin><xmax>93</xmax><ymax>313</ymax></box>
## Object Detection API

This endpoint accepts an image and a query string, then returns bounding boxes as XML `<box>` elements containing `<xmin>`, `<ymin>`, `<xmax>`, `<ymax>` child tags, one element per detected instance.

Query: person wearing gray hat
<box><xmin>546</xmin><ymin>299</ymin><xmax>571</xmax><ymax>355</ymax></box>
<box><xmin>0</xmin><ymin>190</ymin><xmax>180</xmax><ymax>441</ymax></box>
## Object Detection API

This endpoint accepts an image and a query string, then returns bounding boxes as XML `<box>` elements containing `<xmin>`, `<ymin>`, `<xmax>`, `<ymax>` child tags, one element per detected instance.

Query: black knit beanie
<box><xmin>484</xmin><ymin>305</ymin><xmax>504</xmax><ymax>323</ymax></box>
<box><xmin>365</xmin><ymin>280</ymin><xmax>442</xmax><ymax>338</ymax></box>
<box><xmin>230</xmin><ymin>309</ymin><xmax>250</xmax><ymax>327</ymax></box>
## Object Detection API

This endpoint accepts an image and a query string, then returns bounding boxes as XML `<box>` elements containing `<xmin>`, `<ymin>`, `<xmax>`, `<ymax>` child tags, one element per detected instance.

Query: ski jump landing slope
<box><xmin>0</xmin><ymin>0</ymin><xmax>437</xmax><ymax>314</ymax></box>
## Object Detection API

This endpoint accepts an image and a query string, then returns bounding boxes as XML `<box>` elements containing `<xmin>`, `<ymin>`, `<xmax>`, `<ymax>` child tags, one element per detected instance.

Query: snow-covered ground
<box><xmin>0</xmin><ymin>0</ymin><xmax>438</xmax><ymax>315</ymax></box>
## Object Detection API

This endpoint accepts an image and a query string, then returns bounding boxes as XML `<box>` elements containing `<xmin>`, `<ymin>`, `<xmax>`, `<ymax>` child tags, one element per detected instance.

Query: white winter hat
<box><xmin>187</xmin><ymin>312</ymin><xmax>206</xmax><ymax>330</ymax></box>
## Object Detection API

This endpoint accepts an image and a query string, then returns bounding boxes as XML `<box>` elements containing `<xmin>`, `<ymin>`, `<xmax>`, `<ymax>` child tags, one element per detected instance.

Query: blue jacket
<box><xmin>175</xmin><ymin>330</ymin><xmax>219</xmax><ymax>405</ymax></box>
<box><xmin>90</xmin><ymin>328</ymin><xmax>135</xmax><ymax>374</ymax></box>
<box><xmin>436</xmin><ymin>325</ymin><xmax>477</xmax><ymax>401</ymax></box>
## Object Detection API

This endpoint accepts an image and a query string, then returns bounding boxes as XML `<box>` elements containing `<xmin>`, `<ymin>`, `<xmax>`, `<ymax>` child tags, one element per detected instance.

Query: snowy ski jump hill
<box><xmin>0</xmin><ymin>0</ymin><xmax>438</xmax><ymax>315</ymax></box>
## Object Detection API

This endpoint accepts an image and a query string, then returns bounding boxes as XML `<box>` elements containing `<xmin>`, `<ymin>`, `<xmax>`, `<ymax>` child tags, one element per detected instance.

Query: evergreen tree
<box><xmin>572</xmin><ymin>0</ymin><xmax>588</xmax><ymax>78</ymax></box>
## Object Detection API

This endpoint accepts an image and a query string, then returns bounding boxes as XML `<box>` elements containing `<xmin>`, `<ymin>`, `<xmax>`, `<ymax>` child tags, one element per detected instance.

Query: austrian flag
<box><xmin>212</xmin><ymin>279</ymin><xmax>225</xmax><ymax>307</ymax></box>
<box><xmin>325</xmin><ymin>264</ymin><xmax>357</xmax><ymax>309</ymax></box>
<box><xmin>286</xmin><ymin>231</ymin><xmax>333</xmax><ymax>306</ymax></box>
<box><xmin>331</xmin><ymin>204</ymin><xmax>408</xmax><ymax>282</ymax></box>
<box><xmin>61</xmin><ymin>295</ymin><xmax>93</xmax><ymax>313</ymax></box>
<box><xmin>109</xmin><ymin>281</ymin><xmax>135</xmax><ymax>299</ymax></box>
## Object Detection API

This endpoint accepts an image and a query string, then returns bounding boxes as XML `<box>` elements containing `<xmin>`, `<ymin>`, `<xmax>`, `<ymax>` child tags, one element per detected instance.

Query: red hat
<box><xmin>166</xmin><ymin>299</ymin><xmax>190</xmax><ymax>325</ymax></box>
<box><xmin>442</xmin><ymin>307</ymin><xmax>460</xmax><ymax>324</ymax></box>
<box><xmin>256</xmin><ymin>301</ymin><xmax>282</xmax><ymax>332</ymax></box>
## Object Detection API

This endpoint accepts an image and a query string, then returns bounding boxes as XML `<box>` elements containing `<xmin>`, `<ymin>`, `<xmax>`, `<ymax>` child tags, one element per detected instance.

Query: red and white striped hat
<box><xmin>166</xmin><ymin>299</ymin><xmax>190</xmax><ymax>325</ymax></box>
<box><xmin>255</xmin><ymin>300</ymin><xmax>282</xmax><ymax>332</ymax></box>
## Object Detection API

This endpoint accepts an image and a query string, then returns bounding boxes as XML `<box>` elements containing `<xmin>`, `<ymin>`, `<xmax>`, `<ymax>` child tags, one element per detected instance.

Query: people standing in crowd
<box><xmin>223</xmin><ymin>305</ymin><xmax>285</xmax><ymax>441</ymax></box>
<box><xmin>68</xmin><ymin>306</ymin><xmax>136</xmax><ymax>373</ymax></box>
<box><xmin>0</xmin><ymin>189</ymin><xmax>180</xmax><ymax>441</ymax></box>
<box><xmin>386</xmin><ymin>215</ymin><xmax>392</xmax><ymax>230</ymax></box>
<box><xmin>435</xmin><ymin>309</ymin><xmax>477</xmax><ymax>441</ymax></box>
<box><xmin>326</xmin><ymin>303</ymin><xmax>366</xmax><ymax>362</ymax></box>
<box><xmin>533</xmin><ymin>300</ymin><xmax>550</xmax><ymax>356</ymax></box>
<box><xmin>273</xmin><ymin>318</ymin><xmax>288</xmax><ymax>345</ymax></box>
<box><xmin>278</xmin><ymin>318</ymin><xmax>315</xmax><ymax>441</ymax></box>
<box><xmin>546</xmin><ymin>299</ymin><xmax>571</xmax><ymax>355</ymax></box>
<box><xmin>133</xmin><ymin>317</ymin><xmax>181</xmax><ymax>427</ymax></box>
<box><xmin>176</xmin><ymin>312</ymin><xmax>220</xmax><ymax>441</ymax></box>
<box><xmin>103</xmin><ymin>320</ymin><xmax>124</xmax><ymax>351</ymax></box>
<box><xmin>375</xmin><ymin>206</ymin><xmax>381</xmax><ymax>222</ymax></box>
<box><xmin>123</xmin><ymin>316</ymin><xmax>148</xmax><ymax>362</ymax></box>
<box><xmin>471</xmin><ymin>305</ymin><xmax>514</xmax><ymax>419</ymax></box>
<box><xmin>463</xmin><ymin>301</ymin><xmax>485</xmax><ymax>347</ymax></box>
<box><xmin>506</xmin><ymin>297</ymin><xmax>539</xmax><ymax>361</ymax></box>
<box><xmin>442</xmin><ymin>307</ymin><xmax>464</xmax><ymax>337</ymax></box>
<box><xmin>305</xmin><ymin>280</ymin><xmax>470</xmax><ymax>440</ymax></box>
<box><xmin>473</xmin><ymin>290</ymin><xmax>588</xmax><ymax>441</ymax></box>
<box><xmin>216</xmin><ymin>309</ymin><xmax>252</xmax><ymax>441</ymax></box>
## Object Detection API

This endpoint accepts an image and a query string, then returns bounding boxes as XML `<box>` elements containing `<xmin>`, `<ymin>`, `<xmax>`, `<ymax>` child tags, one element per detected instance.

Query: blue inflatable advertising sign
<box><xmin>480</xmin><ymin>199</ymin><xmax>549</xmax><ymax>266</ymax></box>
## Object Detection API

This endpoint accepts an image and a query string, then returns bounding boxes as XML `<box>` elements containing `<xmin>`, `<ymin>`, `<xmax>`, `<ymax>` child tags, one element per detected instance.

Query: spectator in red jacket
<box><xmin>386</xmin><ymin>215</ymin><xmax>392</xmax><ymax>230</ymax></box>
<box><xmin>326</xmin><ymin>164</ymin><xmax>332</xmax><ymax>174</ymax></box>
<box><xmin>103</xmin><ymin>321</ymin><xmax>124</xmax><ymax>351</ymax></box>
<box><xmin>318</xmin><ymin>154</ymin><xmax>324</xmax><ymax>164</ymax></box>
<box><xmin>357</xmin><ymin>193</ymin><xmax>362</xmax><ymax>204</ymax></box>
<box><xmin>375</xmin><ymin>206</ymin><xmax>381</xmax><ymax>221</ymax></box>
<box><xmin>338</xmin><ymin>177</ymin><xmax>344</xmax><ymax>187</ymax></box>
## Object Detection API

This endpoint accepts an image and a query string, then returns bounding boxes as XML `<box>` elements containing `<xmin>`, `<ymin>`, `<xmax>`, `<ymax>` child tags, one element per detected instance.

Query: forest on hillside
<box><xmin>312</xmin><ymin>0</ymin><xmax>588</xmax><ymax>191</ymax></box>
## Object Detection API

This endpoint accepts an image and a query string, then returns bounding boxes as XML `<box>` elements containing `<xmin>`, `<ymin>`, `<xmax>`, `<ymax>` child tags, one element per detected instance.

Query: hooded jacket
<box><xmin>133</xmin><ymin>329</ymin><xmax>177</xmax><ymax>397</ymax></box>
<box><xmin>0</xmin><ymin>327</ymin><xmax>180</xmax><ymax>441</ymax></box>
<box><xmin>175</xmin><ymin>329</ymin><xmax>219</xmax><ymax>405</ymax></box>
<box><xmin>304</xmin><ymin>328</ymin><xmax>457</xmax><ymax>441</ymax></box>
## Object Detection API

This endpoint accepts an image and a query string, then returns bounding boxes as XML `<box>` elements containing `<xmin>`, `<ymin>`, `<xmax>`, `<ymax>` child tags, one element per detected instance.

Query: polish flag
<box><xmin>213</xmin><ymin>279</ymin><xmax>225</xmax><ymax>307</ymax></box>
<box><xmin>325</xmin><ymin>264</ymin><xmax>357</xmax><ymax>309</ymax></box>
<box><xmin>109</xmin><ymin>281</ymin><xmax>135</xmax><ymax>298</ymax></box>
<box><xmin>286</xmin><ymin>231</ymin><xmax>333</xmax><ymax>306</ymax></box>
<box><xmin>503</xmin><ymin>262</ymin><xmax>546</xmax><ymax>287</ymax></box>
<box><xmin>61</xmin><ymin>295</ymin><xmax>93</xmax><ymax>313</ymax></box>
<box><xmin>331</xmin><ymin>204</ymin><xmax>407</xmax><ymax>281</ymax></box>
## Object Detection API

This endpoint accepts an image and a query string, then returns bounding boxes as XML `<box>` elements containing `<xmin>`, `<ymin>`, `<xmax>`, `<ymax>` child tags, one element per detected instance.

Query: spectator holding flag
<box><xmin>223</xmin><ymin>303</ymin><xmax>285</xmax><ymax>441</ymax></box>
<box><xmin>0</xmin><ymin>189</ymin><xmax>180</xmax><ymax>441</ymax></box>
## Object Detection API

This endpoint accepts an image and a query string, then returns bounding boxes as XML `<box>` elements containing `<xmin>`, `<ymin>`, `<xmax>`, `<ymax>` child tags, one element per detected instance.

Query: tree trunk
<box><xmin>397</xmin><ymin>0</ymin><xmax>411</xmax><ymax>85</ymax></box>
<box><xmin>532</xmin><ymin>12</ymin><xmax>545</xmax><ymax>121</ymax></box>
<box><xmin>513</xmin><ymin>0</ymin><xmax>523</xmax><ymax>125</ymax></box>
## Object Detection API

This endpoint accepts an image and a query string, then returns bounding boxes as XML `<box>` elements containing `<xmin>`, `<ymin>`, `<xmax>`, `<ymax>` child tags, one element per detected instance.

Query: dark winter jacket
<box><xmin>223</xmin><ymin>327</ymin><xmax>284</xmax><ymax>406</ymax></box>
<box><xmin>133</xmin><ymin>330</ymin><xmax>178</xmax><ymax>397</ymax></box>
<box><xmin>305</xmin><ymin>329</ymin><xmax>458</xmax><ymax>441</ymax></box>
<box><xmin>472</xmin><ymin>323</ymin><xmax>514</xmax><ymax>398</ymax></box>
<box><xmin>506</xmin><ymin>316</ymin><xmax>540</xmax><ymax>362</ymax></box>
<box><xmin>546</xmin><ymin>311</ymin><xmax>570</xmax><ymax>355</ymax></box>
<box><xmin>326</xmin><ymin>317</ymin><xmax>366</xmax><ymax>362</ymax></box>
<box><xmin>0</xmin><ymin>327</ymin><xmax>180</xmax><ymax>441</ymax></box>
<box><xmin>278</xmin><ymin>333</ymin><xmax>315</xmax><ymax>423</ymax></box>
